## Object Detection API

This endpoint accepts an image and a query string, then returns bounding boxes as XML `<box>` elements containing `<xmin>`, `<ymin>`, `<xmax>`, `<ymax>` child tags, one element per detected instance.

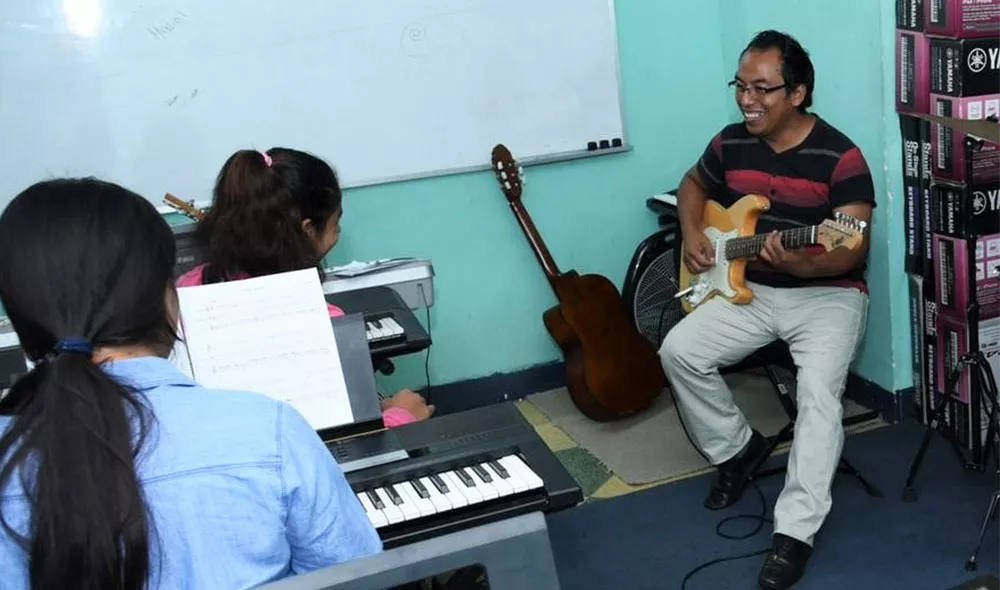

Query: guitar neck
<box><xmin>723</xmin><ymin>225</ymin><xmax>819</xmax><ymax>261</ymax></box>
<box><xmin>509</xmin><ymin>200</ymin><xmax>562</xmax><ymax>280</ymax></box>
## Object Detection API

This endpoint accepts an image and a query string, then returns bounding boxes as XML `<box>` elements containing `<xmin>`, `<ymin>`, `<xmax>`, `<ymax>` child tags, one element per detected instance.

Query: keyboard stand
<box><xmin>255</xmin><ymin>511</ymin><xmax>561</xmax><ymax>590</ymax></box>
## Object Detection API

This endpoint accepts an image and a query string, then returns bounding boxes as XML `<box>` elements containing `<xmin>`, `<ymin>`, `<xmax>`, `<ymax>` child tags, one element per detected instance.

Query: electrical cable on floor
<box><xmin>680</xmin><ymin>479</ymin><xmax>773</xmax><ymax>589</ymax></box>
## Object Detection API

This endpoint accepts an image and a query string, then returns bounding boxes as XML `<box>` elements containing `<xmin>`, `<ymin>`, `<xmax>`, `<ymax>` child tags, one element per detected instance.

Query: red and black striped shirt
<box><xmin>696</xmin><ymin>116</ymin><xmax>877</xmax><ymax>290</ymax></box>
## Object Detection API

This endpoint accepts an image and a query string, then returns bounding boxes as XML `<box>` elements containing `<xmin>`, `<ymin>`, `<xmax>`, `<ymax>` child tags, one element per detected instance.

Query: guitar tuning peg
<box><xmin>518</xmin><ymin>165</ymin><xmax>524</xmax><ymax>176</ymax></box>
<box><xmin>496</xmin><ymin>161</ymin><xmax>504</xmax><ymax>170</ymax></box>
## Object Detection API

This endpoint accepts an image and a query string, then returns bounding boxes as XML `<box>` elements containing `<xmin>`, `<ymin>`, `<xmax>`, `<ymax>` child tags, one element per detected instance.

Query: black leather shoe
<box><xmin>704</xmin><ymin>429</ymin><xmax>769</xmax><ymax>510</ymax></box>
<box><xmin>758</xmin><ymin>533</ymin><xmax>812</xmax><ymax>589</ymax></box>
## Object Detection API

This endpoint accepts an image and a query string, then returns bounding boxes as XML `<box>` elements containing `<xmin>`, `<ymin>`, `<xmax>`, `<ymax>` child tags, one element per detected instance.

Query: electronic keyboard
<box><xmin>327</xmin><ymin>401</ymin><xmax>582</xmax><ymax>549</ymax></box>
<box><xmin>326</xmin><ymin>286</ymin><xmax>430</xmax><ymax>360</ymax></box>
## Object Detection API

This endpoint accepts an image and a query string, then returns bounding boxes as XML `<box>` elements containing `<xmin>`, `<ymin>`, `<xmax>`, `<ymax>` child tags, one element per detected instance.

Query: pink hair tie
<box><xmin>259</xmin><ymin>150</ymin><xmax>272</xmax><ymax>167</ymax></box>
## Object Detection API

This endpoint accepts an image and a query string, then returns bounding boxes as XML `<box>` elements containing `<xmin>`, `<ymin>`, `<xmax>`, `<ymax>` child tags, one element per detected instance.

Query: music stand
<box><xmin>255</xmin><ymin>511</ymin><xmax>562</xmax><ymax>590</ymax></box>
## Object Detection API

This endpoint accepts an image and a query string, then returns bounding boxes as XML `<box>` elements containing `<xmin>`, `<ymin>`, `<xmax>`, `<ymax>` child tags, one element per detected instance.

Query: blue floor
<box><xmin>545</xmin><ymin>421</ymin><xmax>1000</xmax><ymax>590</ymax></box>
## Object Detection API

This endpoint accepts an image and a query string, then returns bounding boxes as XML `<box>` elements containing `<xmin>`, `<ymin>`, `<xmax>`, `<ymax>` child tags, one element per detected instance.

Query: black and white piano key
<box><xmin>354</xmin><ymin>454</ymin><xmax>544</xmax><ymax>530</ymax></box>
<box><xmin>365</xmin><ymin>317</ymin><xmax>405</xmax><ymax>342</ymax></box>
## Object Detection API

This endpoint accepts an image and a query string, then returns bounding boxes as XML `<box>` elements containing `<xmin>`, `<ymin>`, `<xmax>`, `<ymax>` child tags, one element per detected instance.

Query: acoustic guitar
<box><xmin>676</xmin><ymin>194</ymin><xmax>867</xmax><ymax>313</ymax></box>
<box><xmin>490</xmin><ymin>144</ymin><xmax>664</xmax><ymax>422</ymax></box>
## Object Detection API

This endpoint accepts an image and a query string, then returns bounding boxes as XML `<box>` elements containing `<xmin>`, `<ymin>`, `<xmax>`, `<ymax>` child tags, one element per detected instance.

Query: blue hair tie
<box><xmin>53</xmin><ymin>338</ymin><xmax>93</xmax><ymax>356</ymax></box>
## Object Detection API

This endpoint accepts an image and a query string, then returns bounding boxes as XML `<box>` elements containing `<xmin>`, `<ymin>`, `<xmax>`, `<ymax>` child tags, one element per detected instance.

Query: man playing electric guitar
<box><xmin>659</xmin><ymin>31</ymin><xmax>875</xmax><ymax>590</ymax></box>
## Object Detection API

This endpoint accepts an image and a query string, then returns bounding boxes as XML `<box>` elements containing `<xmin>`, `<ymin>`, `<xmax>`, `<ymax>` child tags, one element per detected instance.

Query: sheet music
<box><xmin>175</xmin><ymin>269</ymin><xmax>354</xmax><ymax>431</ymax></box>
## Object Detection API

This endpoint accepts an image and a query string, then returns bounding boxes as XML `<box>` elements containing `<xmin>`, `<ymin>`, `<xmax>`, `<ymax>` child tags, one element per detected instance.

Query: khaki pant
<box><xmin>658</xmin><ymin>282</ymin><xmax>868</xmax><ymax>545</ymax></box>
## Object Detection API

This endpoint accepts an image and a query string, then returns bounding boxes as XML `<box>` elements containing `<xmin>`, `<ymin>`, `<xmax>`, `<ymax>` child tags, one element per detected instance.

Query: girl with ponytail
<box><xmin>178</xmin><ymin>147</ymin><xmax>434</xmax><ymax>427</ymax></box>
<box><xmin>0</xmin><ymin>178</ymin><xmax>381</xmax><ymax>589</ymax></box>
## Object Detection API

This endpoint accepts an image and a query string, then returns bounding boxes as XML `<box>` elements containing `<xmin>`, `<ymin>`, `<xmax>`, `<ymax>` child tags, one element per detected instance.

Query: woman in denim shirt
<box><xmin>0</xmin><ymin>178</ymin><xmax>382</xmax><ymax>589</ymax></box>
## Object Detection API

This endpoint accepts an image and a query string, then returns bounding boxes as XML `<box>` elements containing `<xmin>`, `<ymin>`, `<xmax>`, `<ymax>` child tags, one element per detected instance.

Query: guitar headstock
<box><xmin>163</xmin><ymin>193</ymin><xmax>206</xmax><ymax>222</ymax></box>
<box><xmin>490</xmin><ymin>144</ymin><xmax>524</xmax><ymax>203</ymax></box>
<box><xmin>817</xmin><ymin>212</ymin><xmax>868</xmax><ymax>251</ymax></box>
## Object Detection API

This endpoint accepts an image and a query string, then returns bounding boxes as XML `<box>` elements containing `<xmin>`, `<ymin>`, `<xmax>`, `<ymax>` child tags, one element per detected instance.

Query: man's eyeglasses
<box><xmin>728</xmin><ymin>80</ymin><xmax>788</xmax><ymax>98</ymax></box>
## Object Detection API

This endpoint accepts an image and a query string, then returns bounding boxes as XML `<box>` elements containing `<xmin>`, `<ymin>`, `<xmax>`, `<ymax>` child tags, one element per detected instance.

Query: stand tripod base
<box><xmin>965</xmin><ymin>488</ymin><xmax>1000</xmax><ymax>572</ymax></box>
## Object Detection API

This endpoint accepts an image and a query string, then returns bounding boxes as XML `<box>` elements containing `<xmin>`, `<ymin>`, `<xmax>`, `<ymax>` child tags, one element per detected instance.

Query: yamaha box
<box><xmin>932</xmin><ymin>232</ymin><xmax>1000</xmax><ymax>319</ymax></box>
<box><xmin>897</xmin><ymin>29</ymin><xmax>932</xmax><ymax>114</ymax></box>
<box><xmin>901</xmin><ymin>114</ymin><xmax>934</xmax><ymax>274</ymax></box>
<box><xmin>931</xmin><ymin>179</ymin><xmax>1000</xmax><ymax>237</ymax></box>
<box><xmin>898</xmin><ymin>0</ymin><xmax>925</xmax><ymax>30</ymax></box>
<box><xmin>930</xmin><ymin>37</ymin><xmax>1000</xmax><ymax>98</ymax></box>
<box><xmin>929</xmin><ymin>94</ymin><xmax>1000</xmax><ymax>182</ymax></box>
<box><xmin>925</xmin><ymin>0</ymin><xmax>1000</xmax><ymax>38</ymax></box>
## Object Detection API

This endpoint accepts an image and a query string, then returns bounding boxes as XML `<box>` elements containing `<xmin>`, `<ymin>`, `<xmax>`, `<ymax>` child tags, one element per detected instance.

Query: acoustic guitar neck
<box><xmin>490</xmin><ymin>144</ymin><xmax>563</xmax><ymax>284</ymax></box>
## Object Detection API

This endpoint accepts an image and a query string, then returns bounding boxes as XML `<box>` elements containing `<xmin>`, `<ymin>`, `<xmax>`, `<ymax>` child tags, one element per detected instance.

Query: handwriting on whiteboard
<box><xmin>167</xmin><ymin>89</ymin><xmax>199</xmax><ymax>107</ymax></box>
<box><xmin>148</xmin><ymin>10</ymin><xmax>188</xmax><ymax>41</ymax></box>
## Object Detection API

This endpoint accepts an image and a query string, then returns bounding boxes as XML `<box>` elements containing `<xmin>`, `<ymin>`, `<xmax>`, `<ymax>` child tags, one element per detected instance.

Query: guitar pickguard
<box><xmin>682</xmin><ymin>227</ymin><xmax>738</xmax><ymax>308</ymax></box>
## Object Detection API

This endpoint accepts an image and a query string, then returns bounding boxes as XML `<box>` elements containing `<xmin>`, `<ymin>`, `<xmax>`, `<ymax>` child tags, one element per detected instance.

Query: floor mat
<box><xmin>522</xmin><ymin>370</ymin><xmax>884</xmax><ymax>486</ymax></box>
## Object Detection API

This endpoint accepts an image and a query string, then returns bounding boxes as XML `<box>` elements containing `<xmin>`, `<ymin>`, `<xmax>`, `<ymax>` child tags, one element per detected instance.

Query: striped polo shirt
<box><xmin>696</xmin><ymin>115</ymin><xmax>877</xmax><ymax>290</ymax></box>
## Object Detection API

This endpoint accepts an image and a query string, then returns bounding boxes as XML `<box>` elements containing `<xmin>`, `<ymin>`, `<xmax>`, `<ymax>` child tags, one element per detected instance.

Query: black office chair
<box><xmin>622</xmin><ymin>217</ymin><xmax>882</xmax><ymax>496</ymax></box>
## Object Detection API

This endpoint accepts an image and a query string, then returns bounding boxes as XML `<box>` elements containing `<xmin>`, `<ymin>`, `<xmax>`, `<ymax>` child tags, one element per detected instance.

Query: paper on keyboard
<box><xmin>174</xmin><ymin>268</ymin><xmax>354</xmax><ymax>431</ymax></box>
<box><xmin>328</xmin><ymin>258</ymin><xmax>415</xmax><ymax>277</ymax></box>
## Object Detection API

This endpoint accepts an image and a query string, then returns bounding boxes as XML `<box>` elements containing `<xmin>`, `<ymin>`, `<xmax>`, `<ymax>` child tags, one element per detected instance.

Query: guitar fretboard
<box><xmin>723</xmin><ymin>226</ymin><xmax>818</xmax><ymax>261</ymax></box>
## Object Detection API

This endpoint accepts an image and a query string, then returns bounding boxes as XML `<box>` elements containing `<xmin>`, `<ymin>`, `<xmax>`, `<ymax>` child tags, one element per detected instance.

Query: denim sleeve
<box><xmin>278</xmin><ymin>403</ymin><xmax>383</xmax><ymax>573</ymax></box>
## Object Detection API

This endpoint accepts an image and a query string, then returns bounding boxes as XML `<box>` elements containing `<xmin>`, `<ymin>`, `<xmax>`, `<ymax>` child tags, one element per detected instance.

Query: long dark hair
<box><xmin>0</xmin><ymin>178</ymin><xmax>179</xmax><ymax>589</ymax></box>
<box><xmin>195</xmin><ymin>147</ymin><xmax>344</xmax><ymax>284</ymax></box>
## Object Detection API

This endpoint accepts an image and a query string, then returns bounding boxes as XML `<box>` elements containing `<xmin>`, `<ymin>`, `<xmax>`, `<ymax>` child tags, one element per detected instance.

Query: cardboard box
<box><xmin>898</xmin><ymin>0</ymin><xmax>925</xmax><ymax>30</ymax></box>
<box><xmin>925</xmin><ymin>0</ymin><xmax>1000</xmax><ymax>38</ymax></box>
<box><xmin>921</xmin><ymin>287</ymin><xmax>952</xmax><ymax>438</ymax></box>
<box><xmin>932</xmin><ymin>232</ymin><xmax>1000</xmax><ymax>318</ymax></box>
<box><xmin>935</xmin><ymin>313</ymin><xmax>999</xmax><ymax>450</ymax></box>
<box><xmin>897</xmin><ymin>30</ymin><xmax>932</xmax><ymax>114</ymax></box>
<box><xmin>901</xmin><ymin>115</ymin><xmax>934</xmax><ymax>274</ymax></box>
<box><xmin>909</xmin><ymin>274</ymin><xmax>928</xmax><ymax>424</ymax></box>
<box><xmin>930</xmin><ymin>37</ymin><xmax>1000</xmax><ymax>98</ymax></box>
<box><xmin>931</xmin><ymin>180</ymin><xmax>1000</xmax><ymax>237</ymax></box>
<box><xmin>929</xmin><ymin>93</ymin><xmax>1000</xmax><ymax>182</ymax></box>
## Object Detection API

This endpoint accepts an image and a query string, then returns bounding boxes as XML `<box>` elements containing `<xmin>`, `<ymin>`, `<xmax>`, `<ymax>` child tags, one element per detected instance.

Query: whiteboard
<box><xmin>0</xmin><ymin>0</ymin><xmax>627</xmax><ymax>210</ymax></box>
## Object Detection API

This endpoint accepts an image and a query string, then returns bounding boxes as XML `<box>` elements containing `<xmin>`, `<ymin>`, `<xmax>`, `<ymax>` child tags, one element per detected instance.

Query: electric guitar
<box><xmin>162</xmin><ymin>192</ymin><xmax>206</xmax><ymax>222</ymax></box>
<box><xmin>677</xmin><ymin>194</ymin><xmax>867</xmax><ymax>313</ymax></box>
<box><xmin>491</xmin><ymin>144</ymin><xmax>665</xmax><ymax>422</ymax></box>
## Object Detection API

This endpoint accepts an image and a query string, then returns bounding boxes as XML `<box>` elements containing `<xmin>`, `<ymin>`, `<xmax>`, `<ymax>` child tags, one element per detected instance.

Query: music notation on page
<box><xmin>173</xmin><ymin>268</ymin><xmax>355</xmax><ymax>431</ymax></box>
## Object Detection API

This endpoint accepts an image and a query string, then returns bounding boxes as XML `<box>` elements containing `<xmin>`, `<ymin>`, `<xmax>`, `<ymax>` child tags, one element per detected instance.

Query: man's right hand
<box><xmin>682</xmin><ymin>228</ymin><xmax>715</xmax><ymax>273</ymax></box>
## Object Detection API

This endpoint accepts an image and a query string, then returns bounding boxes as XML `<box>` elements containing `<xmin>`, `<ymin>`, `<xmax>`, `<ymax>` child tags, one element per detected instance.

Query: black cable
<box><xmin>418</xmin><ymin>283</ymin><xmax>432</xmax><ymax>404</ymax></box>
<box><xmin>680</xmin><ymin>479</ymin><xmax>774</xmax><ymax>590</ymax></box>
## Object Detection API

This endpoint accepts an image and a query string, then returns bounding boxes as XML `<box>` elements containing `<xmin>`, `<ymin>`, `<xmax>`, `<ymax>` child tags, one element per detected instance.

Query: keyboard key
<box><xmin>365</xmin><ymin>489</ymin><xmax>385</xmax><ymax>510</ymax></box>
<box><xmin>443</xmin><ymin>471</ymin><xmax>481</xmax><ymax>504</ymax></box>
<box><xmin>400</xmin><ymin>481</ymin><xmax>436</xmax><ymax>517</ymax></box>
<box><xmin>373</xmin><ymin>488</ymin><xmax>405</xmax><ymax>524</ymax></box>
<box><xmin>411</xmin><ymin>478</ymin><xmax>431</xmax><ymax>499</ymax></box>
<box><xmin>487</xmin><ymin>459</ymin><xmax>510</xmax><ymax>479</ymax></box>
<box><xmin>429</xmin><ymin>473</ymin><xmax>450</xmax><ymax>494</ymax></box>
<box><xmin>471</xmin><ymin>464</ymin><xmax>493</xmax><ymax>483</ymax></box>
<box><xmin>455</xmin><ymin>467</ymin><xmax>476</xmax><ymax>488</ymax></box>
<box><xmin>356</xmin><ymin>492</ymin><xmax>388</xmax><ymax>528</ymax></box>
<box><xmin>419</xmin><ymin>476</ymin><xmax>454</xmax><ymax>512</ymax></box>
<box><xmin>385</xmin><ymin>484</ymin><xmax>404</xmax><ymax>506</ymax></box>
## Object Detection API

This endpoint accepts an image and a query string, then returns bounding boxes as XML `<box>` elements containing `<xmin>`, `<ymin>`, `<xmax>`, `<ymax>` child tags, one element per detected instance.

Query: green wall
<box><xmin>356</xmin><ymin>0</ymin><xmax>912</xmax><ymax>396</ymax></box>
<box><xmin>6</xmin><ymin>1</ymin><xmax>915</xmax><ymax>398</ymax></box>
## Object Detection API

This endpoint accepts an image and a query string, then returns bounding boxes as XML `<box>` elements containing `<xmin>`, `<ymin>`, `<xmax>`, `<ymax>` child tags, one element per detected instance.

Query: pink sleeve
<box><xmin>326</xmin><ymin>303</ymin><xmax>346</xmax><ymax>318</ymax></box>
<box><xmin>381</xmin><ymin>407</ymin><xmax>417</xmax><ymax>428</ymax></box>
<box><xmin>175</xmin><ymin>264</ymin><xmax>206</xmax><ymax>288</ymax></box>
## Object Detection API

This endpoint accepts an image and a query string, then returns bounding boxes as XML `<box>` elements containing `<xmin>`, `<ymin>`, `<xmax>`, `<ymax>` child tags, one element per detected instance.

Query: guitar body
<box><xmin>542</xmin><ymin>272</ymin><xmax>665</xmax><ymax>421</ymax></box>
<box><xmin>678</xmin><ymin>194</ymin><xmax>770</xmax><ymax>314</ymax></box>
<box><xmin>490</xmin><ymin>143</ymin><xmax>663</xmax><ymax>422</ymax></box>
